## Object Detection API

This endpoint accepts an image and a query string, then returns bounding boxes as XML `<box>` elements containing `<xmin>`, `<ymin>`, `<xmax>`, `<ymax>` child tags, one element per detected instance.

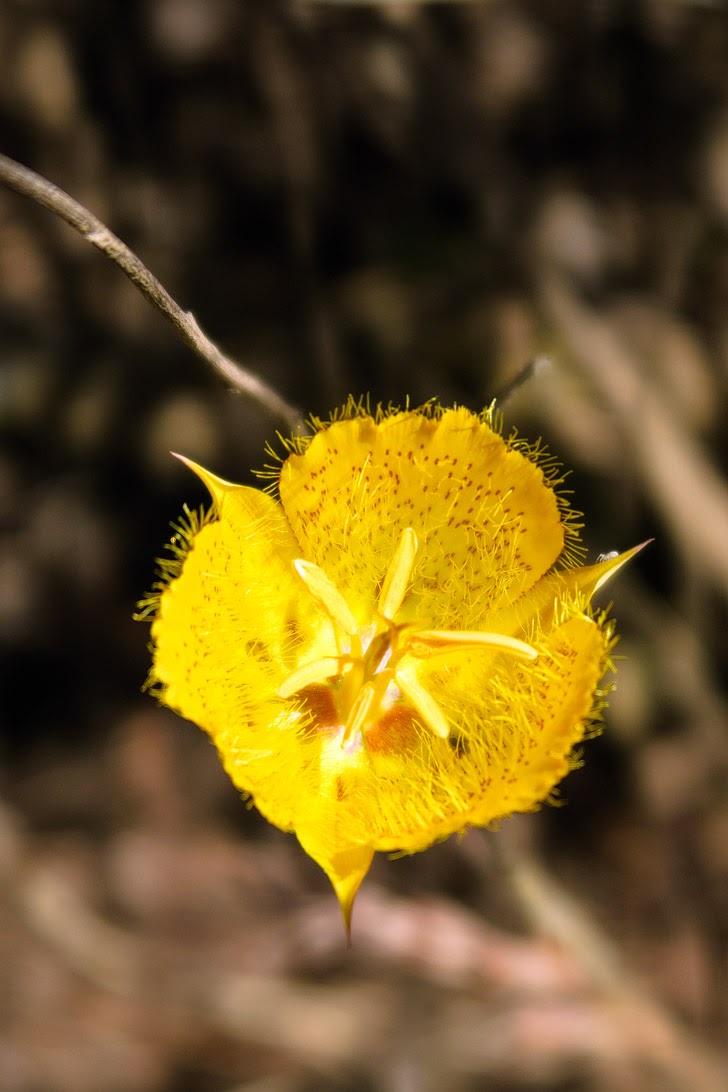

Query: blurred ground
<box><xmin>1</xmin><ymin>1</ymin><xmax>728</xmax><ymax>1090</ymax></box>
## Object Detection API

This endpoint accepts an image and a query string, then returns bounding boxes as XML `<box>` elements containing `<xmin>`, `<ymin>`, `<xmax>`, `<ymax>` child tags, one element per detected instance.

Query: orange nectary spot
<box><xmin>365</xmin><ymin>705</ymin><xmax>420</xmax><ymax>754</ymax></box>
<box><xmin>298</xmin><ymin>684</ymin><xmax>342</xmax><ymax>735</ymax></box>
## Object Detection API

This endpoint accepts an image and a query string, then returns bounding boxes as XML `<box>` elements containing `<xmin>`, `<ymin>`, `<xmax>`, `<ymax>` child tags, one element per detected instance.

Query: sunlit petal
<box><xmin>141</xmin><ymin>402</ymin><xmax>642</xmax><ymax>929</ymax></box>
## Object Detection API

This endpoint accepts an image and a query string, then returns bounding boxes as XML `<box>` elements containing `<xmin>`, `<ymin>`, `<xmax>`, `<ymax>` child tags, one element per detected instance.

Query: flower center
<box><xmin>278</xmin><ymin>528</ymin><xmax>538</xmax><ymax>746</ymax></box>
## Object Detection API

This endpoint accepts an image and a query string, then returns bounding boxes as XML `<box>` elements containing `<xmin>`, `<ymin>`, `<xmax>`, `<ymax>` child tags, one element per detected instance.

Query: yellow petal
<box><xmin>279</xmin><ymin>407</ymin><xmax>569</xmax><ymax>630</ymax></box>
<box><xmin>150</xmin><ymin>461</ymin><xmax>318</xmax><ymax>809</ymax></box>
<box><xmin>465</xmin><ymin>612</ymin><xmax>609</xmax><ymax>822</ymax></box>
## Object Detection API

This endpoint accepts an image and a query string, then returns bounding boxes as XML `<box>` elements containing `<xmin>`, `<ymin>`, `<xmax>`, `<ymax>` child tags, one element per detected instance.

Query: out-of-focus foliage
<box><xmin>1</xmin><ymin>2</ymin><xmax>728</xmax><ymax>1091</ymax></box>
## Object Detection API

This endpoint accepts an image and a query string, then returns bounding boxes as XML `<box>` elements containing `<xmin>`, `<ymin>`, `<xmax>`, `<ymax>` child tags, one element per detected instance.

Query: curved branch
<box><xmin>0</xmin><ymin>153</ymin><xmax>303</xmax><ymax>431</ymax></box>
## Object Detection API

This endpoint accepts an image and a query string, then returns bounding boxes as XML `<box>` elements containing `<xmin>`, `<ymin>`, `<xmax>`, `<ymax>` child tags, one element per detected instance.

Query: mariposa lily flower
<box><xmin>140</xmin><ymin>402</ymin><xmax>641</xmax><ymax>933</ymax></box>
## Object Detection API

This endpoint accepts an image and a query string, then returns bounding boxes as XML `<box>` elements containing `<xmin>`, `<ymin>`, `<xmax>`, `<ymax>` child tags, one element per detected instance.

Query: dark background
<box><xmin>1</xmin><ymin>2</ymin><xmax>728</xmax><ymax>1090</ymax></box>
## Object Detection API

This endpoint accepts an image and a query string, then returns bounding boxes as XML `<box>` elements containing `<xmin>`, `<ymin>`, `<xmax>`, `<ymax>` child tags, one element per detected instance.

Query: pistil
<box><xmin>279</xmin><ymin>527</ymin><xmax>538</xmax><ymax>744</ymax></box>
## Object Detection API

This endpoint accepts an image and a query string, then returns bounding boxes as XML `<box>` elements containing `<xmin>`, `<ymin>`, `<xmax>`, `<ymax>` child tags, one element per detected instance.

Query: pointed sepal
<box><xmin>297</xmin><ymin>833</ymin><xmax>374</xmax><ymax>942</ymax></box>
<box><xmin>560</xmin><ymin>540</ymin><xmax>653</xmax><ymax>599</ymax></box>
<box><xmin>171</xmin><ymin>453</ymin><xmax>241</xmax><ymax>510</ymax></box>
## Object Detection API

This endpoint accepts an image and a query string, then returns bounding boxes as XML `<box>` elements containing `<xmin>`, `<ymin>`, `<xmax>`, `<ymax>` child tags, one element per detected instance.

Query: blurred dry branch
<box><xmin>542</xmin><ymin>275</ymin><xmax>728</xmax><ymax>600</ymax></box>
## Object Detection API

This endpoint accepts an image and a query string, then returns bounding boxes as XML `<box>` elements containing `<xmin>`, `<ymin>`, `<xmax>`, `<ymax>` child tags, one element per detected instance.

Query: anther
<box><xmin>293</xmin><ymin>559</ymin><xmax>359</xmax><ymax>636</ymax></box>
<box><xmin>378</xmin><ymin>527</ymin><xmax>418</xmax><ymax>621</ymax></box>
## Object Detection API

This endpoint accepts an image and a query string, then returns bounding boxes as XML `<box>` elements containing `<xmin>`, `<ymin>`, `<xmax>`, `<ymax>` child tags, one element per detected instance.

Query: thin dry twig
<box><xmin>492</xmin><ymin>355</ymin><xmax>552</xmax><ymax>408</ymax></box>
<box><xmin>305</xmin><ymin>0</ymin><xmax>479</xmax><ymax>5</ymax></box>
<box><xmin>0</xmin><ymin>153</ymin><xmax>303</xmax><ymax>431</ymax></box>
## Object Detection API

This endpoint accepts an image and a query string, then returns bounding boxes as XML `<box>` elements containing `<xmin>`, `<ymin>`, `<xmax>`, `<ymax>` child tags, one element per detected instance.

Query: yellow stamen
<box><xmin>378</xmin><ymin>527</ymin><xmax>418</xmax><ymax>621</ymax></box>
<box><xmin>284</xmin><ymin>534</ymin><xmax>539</xmax><ymax>743</ymax></box>
<box><xmin>293</xmin><ymin>558</ymin><xmax>359</xmax><ymax>636</ymax></box>
<box><xmin>406</xmin><ymin>629</ymin><xmax>538</xmax><ymax>661</ymax></box>
<box><xmin>344</xmin><ymin>682</ymin><xmax>378</xmax><ymax>741</ymax></box>
<box><xmin>278</xmin><ymin>656</ymin><xmax>344</xmax><ymax>699</ymax></box>
<box><xmin>394</xmin><ymin>665</ymin><xmax>451</xmax><ymax>739</ymax></box>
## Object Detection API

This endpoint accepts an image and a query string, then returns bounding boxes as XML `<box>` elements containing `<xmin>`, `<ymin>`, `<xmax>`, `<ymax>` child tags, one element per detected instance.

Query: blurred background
<box><xmin>1</xmin><ymin>1</ymin><xmax>728</xmax><ymax>1090</ymax></box>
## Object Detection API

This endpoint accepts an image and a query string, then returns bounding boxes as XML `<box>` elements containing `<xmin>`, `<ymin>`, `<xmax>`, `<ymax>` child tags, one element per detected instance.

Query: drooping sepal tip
<box><xmin>331</xmin><ymin>848</ymin><xmax>374</xmax><ymax>944</ymax></box>
<box><xmin>298</xmin><ymin>836</ymin><xmax>374</xmax><ymax>942</ymax></box>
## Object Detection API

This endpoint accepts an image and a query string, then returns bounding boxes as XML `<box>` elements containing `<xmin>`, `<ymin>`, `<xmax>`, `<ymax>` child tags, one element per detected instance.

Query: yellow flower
<box><xmin>140</xmin><ymin>402</ymin><xmax>641</xmax><ymax>933</ymax></box>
